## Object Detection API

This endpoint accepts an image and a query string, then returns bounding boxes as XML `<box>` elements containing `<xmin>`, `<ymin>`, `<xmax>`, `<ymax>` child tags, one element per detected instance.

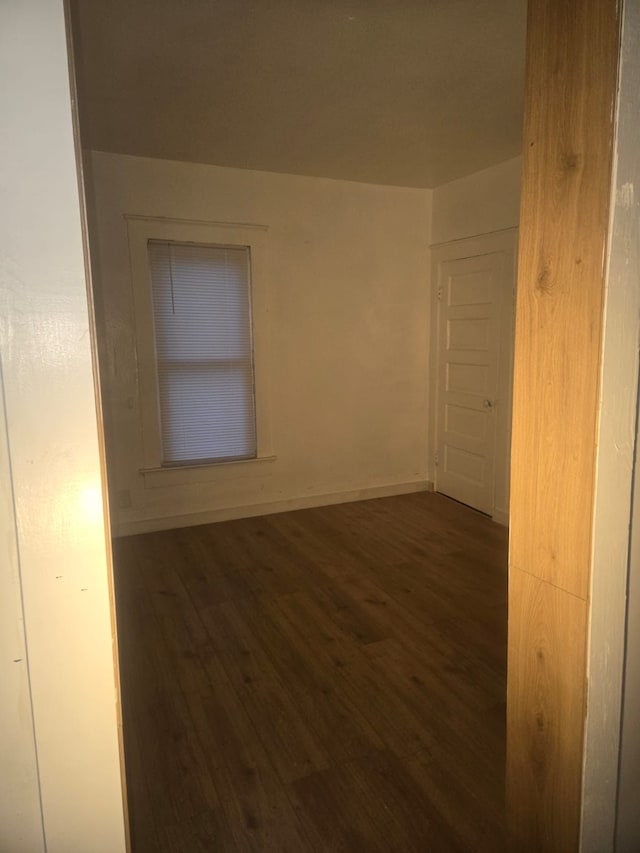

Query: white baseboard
<box><xmin>114</xmin><ymin>479</ymin><xmax>434</xmax><ymax>537</ymax></box>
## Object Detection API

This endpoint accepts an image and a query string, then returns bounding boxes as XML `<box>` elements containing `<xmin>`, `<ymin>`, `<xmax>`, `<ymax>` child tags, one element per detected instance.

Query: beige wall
<box><xmin>0</xmin><ymin>2</ymin><xmax>126</xmax><ymax>850</ymax></box>
<box><xmin>0</xmin><ymin>359</ymin><xmax>43</xmax><ymax>850</ymax></box>
<box><xmin>600</xmin><ymin>3</ymin><xmax>640</xmax><ymax>850</ymax></box>
<box><xmin>432</xmin><ymin>156</ymin><xmax>521</xmax><ymax>245</ymax></box>
<box><xmin>87</xmin><ymin>152</ymin><xmax>433</xmax><ymax>535</ymax></box>
<box><xmin>616</xmin><ymin>396</ymin><xmax>640</xmax><ymax>852</ymax></box>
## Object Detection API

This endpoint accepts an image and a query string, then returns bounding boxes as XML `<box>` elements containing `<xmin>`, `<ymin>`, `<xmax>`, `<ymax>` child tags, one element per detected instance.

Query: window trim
<box><xmin>126</xmin><ymin>215</ymin><xmax>273</xmax><ymax>484</ymax></box>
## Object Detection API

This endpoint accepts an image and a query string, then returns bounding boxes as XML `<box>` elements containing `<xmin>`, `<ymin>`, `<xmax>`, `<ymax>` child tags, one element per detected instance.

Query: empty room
<box><xmin>6</xmin><ymin>1</ymin><xmax>640</xmax><ymax>852</ymax></box>
<box><xmin>71</xmin><ymin>1</ymin><xmax>523</xmax><ymax>849</ymax></box>
<box><xmin>67</xmin><ymin>2</ymin><xmax>527</xmax><ymax>848</ymax></box>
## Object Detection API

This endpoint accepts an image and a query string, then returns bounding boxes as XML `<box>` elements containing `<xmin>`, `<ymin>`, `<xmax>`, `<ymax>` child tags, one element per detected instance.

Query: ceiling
<box><xmin>71</xmin><ymin>0</ymin><xmax>527</xmax><ymax>189</ymax></box>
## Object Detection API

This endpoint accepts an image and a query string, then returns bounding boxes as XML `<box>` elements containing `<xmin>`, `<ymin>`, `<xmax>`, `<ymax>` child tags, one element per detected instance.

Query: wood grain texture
<box><xmin>509</xmin><ymin>0</ymin><xmax>621</xmax><ymax>598</ymax></box>
<box><xmin>508</xmin><ymin>2</ymin><xmax>621</xmax><ymax>848</ymax></box>
<box><xmin>507</xmin><ymin>568</ymin><xmax>588</xmax><ymax>851</ymax></box>
<box><xmin>113</xmin><ymin>492</ymin><xmax>508</xmax><ymax>851</ymax></box>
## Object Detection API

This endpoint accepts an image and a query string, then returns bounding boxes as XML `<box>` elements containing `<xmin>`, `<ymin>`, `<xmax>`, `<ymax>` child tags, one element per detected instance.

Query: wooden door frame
<box><xmin>428</xmin><ymin>228</ymin><xmax>518</xmax><ymax>524</ymax></box>
<box><xmin>64</xmin><ymin>2</ymin><xmax>132</xmax><ymax>849</ymax></box>
<box><xmin>507</xmin><ymin>1</ymin><xmax>638</xmax><ymax>850</ymax></box>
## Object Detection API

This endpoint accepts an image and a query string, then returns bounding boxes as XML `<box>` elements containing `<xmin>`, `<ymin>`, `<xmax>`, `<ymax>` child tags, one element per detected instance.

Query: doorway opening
<box><xmin>68</xmin><ymin>1</ymin><xmax>525</xmax><ymax>847</ymax></box>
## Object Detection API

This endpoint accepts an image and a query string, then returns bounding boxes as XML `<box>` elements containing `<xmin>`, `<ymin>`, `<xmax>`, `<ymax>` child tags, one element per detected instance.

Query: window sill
<box><xmin>140</xmin><ymin>454</ymin><xmax>277</xmax><ymax>489</ymax></box>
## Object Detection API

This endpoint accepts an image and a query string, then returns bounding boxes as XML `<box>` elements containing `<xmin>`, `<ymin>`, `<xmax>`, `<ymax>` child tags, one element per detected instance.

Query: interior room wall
<box><xmin>431</xmin><ymin>155</ymin><xmax>522</xmax><ymax>245</ymax></box>
<box><xmin>87</xmin><ymin>152</ymin><xmax>433</xmax><ymax>535</ymax></box>
<box><xmin>0</xmin><ymin>331</ymin><xmax>43</xmax><ymax>850</ymax></box>
<box><xmin>615</xmin><ymin>386</ymin><xmax>640</xmax><ymax>852</ymax></box>
<box><xmin>594</xmin><ymin>3</ymin><xmax>640</xmax><ymax>850</ymax></box>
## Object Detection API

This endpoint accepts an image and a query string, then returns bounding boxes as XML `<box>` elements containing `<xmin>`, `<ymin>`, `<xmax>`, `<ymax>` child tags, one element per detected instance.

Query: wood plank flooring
<box><xmin>113</xmin><ymin>491</ymin><xmax>508</xmax><ymax>852</ymax></box>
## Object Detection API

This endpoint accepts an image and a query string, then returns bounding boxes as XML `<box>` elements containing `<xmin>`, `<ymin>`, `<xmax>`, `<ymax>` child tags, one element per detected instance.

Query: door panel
<box><xmin>435</xmin><ymin>252</ymin><xmax>505</xmax><ymax>514</ymax></box>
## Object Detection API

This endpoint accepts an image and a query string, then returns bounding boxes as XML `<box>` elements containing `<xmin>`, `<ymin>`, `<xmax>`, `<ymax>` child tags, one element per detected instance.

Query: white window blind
<box><xmin>147</xmin><ymin>240</ymin><xmax>257</xmax><ymax>465</ymax></box>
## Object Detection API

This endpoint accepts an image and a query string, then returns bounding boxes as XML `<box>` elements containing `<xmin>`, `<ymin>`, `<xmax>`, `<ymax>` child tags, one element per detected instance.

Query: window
<box><xmin>147</xmin><ymin>241</ymin><xmax>256</xmax><ymax>465</ymax></box>
<box><xmin>127</xmin><ymin>216</ymin><xmax>272</xmax><ymax>482</ymax></box>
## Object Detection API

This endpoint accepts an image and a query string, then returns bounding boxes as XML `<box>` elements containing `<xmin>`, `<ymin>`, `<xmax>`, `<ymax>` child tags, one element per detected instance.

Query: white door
<box><xmin>434</xmin><ymin>250</ymin><xmax>508</xmax><ymax>515</ymax></box>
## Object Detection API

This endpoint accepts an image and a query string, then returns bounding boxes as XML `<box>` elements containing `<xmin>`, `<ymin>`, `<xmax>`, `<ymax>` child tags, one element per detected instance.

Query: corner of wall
<box><xmin>431</xmin><ymin>156</ymin><xmax>522</xmax><ymax>246</ymax></box>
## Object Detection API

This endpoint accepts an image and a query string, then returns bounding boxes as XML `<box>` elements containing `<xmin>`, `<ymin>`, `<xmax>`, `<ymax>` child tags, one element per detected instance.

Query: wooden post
<box><xmin>507</xmin><ymin>0</ymin><xmax>621</xmax><ymax>849</ymax></box>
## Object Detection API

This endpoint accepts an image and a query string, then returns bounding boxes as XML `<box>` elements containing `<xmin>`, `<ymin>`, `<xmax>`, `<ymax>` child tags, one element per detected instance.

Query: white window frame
<box><xmin>126</xmin><ymin>215</ymin><xmax>274</xmax><ymax>487</ymax></box>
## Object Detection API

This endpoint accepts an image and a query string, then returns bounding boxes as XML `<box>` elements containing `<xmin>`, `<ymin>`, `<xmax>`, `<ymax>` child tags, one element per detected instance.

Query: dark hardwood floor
<box><xmin>113</xmin><ymin>491</ymin><xmax>508</xmax><ymax>852</ymax></box>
